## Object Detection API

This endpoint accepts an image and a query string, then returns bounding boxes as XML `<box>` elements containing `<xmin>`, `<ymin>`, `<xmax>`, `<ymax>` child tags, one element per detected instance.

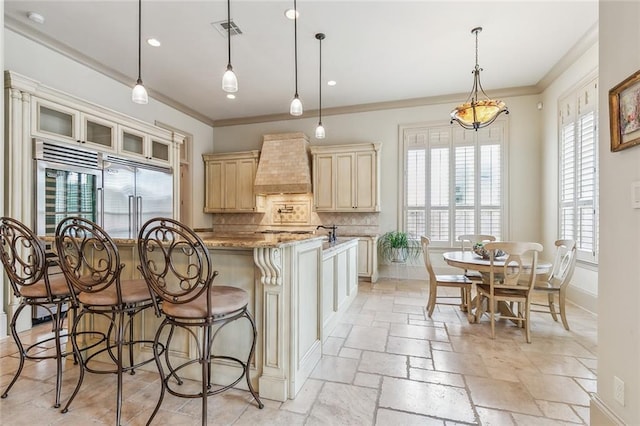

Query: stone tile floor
<box><xmin>0</xmin><ymin>278</ymin><xmax>597</xmax><ymax>425</ymax></box>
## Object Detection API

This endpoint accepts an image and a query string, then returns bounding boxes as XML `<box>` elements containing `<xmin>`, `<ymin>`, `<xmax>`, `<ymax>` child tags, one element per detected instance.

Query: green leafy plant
<box><xmin>378</xmin><ymin>231</ymin><xmax>422</xmax><ymax>263</ymax></box>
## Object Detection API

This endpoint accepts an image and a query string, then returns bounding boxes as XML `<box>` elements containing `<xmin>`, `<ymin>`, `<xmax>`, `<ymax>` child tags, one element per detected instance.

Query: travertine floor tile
<box><xmin>280</xmin><ymin>378</ymin><xmax>323</xmax><ymax>414</ymax></box>
<box><xmin>343</xmin><ymin>325</ymin><xmax>388</xmax><ymax>352</ymax></box>
<box><xmin>375</xmin><ymin>408</ymin><xmax>444</xmax><ymax>425</ymax></box>
<box><xmin>358</xmin><ymin>351</ymin><xmax>407</xmax><ymax>378</ymax></box>
<box><xmin>466</xmin><ymin>375</ymin><xmax>542</xmax><ymax>416</ymax></box>
<box><xmin>0</xmin><ymin>279</ymin><xmax>597</xmax><ymax>425</ymax></box>
<box><xmin>309</xmin><ymin>355</ymin><xmax>359</xmax><ymax>383</ymax></box>
<box><xmin>518</xmin><ymin>373</ymin><xmax>590</xmax><ymax>405</ymax></box>
<box><xmin>389</xmin><ymin>323</ymin><xmax>448</xmax><ymax>341</ymax></box>
<box><xmin>306</xmin><ymin>382</ymin><xmax>377</xmax><ymax>426</ymax></box>
<box><xmin>379</xmin><ymin>376</ymin><xmax>475</xmax><ymax>423</ymax></box>
<box><xmin>386</xmin><ymin>335</ymin><xmax>431</xmax><ymax>358</ymax></box>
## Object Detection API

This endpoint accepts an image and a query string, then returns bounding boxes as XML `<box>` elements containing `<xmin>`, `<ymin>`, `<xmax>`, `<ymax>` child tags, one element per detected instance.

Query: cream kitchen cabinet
<box><xmin>321</xmin><ymin>238</ymin><xmax>358</xmax><ymax>340</ymax></box>
<box><xmin>120</xmin><ymin>125</ymin><xmax>172</xmax><ymax>166</ymax></box>
<box><xmin>203</xmin><ymin>151</ymin><xmax>261</xmax><ymax>213</ymax></box>
<box><xmin>357</xmin><ymin>236</ymin><xmax>379</xmax><ymax>283</ymax></box>
<box><xmin>310</xmin><ymin>143</ymin><xmax>381</xmax><ymax>212</ymax></box>
<box><xmin>32</xmin><ymin>97</ymin><xmax>117</xmax><ymax>152</ymax></box>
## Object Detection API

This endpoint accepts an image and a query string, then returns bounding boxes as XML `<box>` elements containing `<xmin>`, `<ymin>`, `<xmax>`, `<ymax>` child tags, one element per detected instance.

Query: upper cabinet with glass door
<box><xmin>119</xmin><ymin>125</ymin><xmax>172</xmax><ymax>166</ymax></box>
<box><xmin>32</xmin><ymin>97</ymin><xmax>117</xmax><ymax>152</ymax></box>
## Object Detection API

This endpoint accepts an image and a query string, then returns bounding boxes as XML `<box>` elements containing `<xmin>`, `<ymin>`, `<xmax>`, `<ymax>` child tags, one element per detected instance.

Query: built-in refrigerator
<box><xmin>102</xmin><ymin>157</ymin><xmax>173</xmax><ymax>239</ymax></box>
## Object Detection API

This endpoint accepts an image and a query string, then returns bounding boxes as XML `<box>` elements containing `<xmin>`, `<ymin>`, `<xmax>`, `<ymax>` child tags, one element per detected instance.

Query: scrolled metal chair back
<box><xmin>138</xmin><ymin>218</ymin><xmax>217</xmax><ymax>314</ymax></box>
<box><xmin>55</xmin><ymin>217</ymin><xmax>121</xmax><ymax>295</ymax></box>
<box><xmin>0</xmin><ymin>217</ymin><xmax>47</xmax><ymax>296</ymax></box>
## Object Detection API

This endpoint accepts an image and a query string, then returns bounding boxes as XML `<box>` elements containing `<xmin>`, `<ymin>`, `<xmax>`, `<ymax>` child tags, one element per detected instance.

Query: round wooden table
<box><xmin>442</xmin><ymin>251</ymin><xmax>552</xmax><ymax>323</ymax></box>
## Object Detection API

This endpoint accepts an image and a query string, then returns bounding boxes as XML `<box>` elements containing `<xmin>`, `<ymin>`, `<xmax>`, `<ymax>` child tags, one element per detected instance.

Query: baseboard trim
<box><xmin>567</xmin><ymin>285</ymin><xmax>597</xmax><ymax>315</ymax></box>
<box><xmin>590</xmin><ymin>393</ymin><xmax>627</xmax><ymax>426</ymax></box>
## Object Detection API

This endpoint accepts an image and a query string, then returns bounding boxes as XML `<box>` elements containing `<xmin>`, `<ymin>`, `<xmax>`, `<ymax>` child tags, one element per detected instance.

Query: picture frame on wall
<box><xmin>609</xmin><ymin>69</ymin><xmax>640</xmax><ymax>152</ymax></box>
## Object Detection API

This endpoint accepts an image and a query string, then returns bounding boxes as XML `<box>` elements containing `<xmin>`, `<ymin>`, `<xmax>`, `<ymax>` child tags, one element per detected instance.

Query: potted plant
<box><xmin>378</xmin><ymin>231</ymin><xmax>422</xmax><ymax>263</ymax></box>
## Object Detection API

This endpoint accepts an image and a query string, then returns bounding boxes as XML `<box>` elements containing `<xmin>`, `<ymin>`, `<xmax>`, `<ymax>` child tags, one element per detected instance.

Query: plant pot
<box><xmin>391</xmin><ymin>247</ymin><xmax>408</xmax><ymax>263</ymax></box>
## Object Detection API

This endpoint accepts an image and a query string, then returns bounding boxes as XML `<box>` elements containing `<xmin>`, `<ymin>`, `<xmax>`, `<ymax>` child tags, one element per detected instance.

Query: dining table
<box><xmin>442</xmin><ymin>250</ymin><xmax>552</xmax><ymax>323</ymax></box>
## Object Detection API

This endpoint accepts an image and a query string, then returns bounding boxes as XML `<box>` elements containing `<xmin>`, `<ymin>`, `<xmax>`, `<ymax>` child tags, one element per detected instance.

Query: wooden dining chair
<box><xmin>532</xmin><ymin>239</ymin><xmax>577</xmax><ymax>330</ymax></box>
<box><xmin>458</xmin><ymin>234</ymin><xmax>496</xmax><ymax>280</ymax></box>
<box><xmin>475</xmin><ymin>241</ymin><xmax>543</xmax><ymax>343</ymax></box>
<box><xmin>421</xmin><ymin>236</ymin><xmax>473</xmax><ymax>320</ymax></box>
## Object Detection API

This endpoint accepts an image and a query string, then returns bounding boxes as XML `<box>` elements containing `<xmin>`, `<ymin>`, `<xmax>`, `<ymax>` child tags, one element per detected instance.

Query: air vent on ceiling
<box><xmin>211</xmin><ymin>20</ymin><xmax>242</xmax><ymax>37</ymax></box>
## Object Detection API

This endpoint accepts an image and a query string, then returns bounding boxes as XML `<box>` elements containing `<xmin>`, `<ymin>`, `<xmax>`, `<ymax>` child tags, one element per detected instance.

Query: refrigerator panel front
<box><xmin>103</xmin><ymin>165</ymin><xmax>136</xmax><ymax>238</ymax></box>
<box><xmin>136</xmin><ymin>167</ymin><xmax>173</xmax><ymax>231</ymax></box>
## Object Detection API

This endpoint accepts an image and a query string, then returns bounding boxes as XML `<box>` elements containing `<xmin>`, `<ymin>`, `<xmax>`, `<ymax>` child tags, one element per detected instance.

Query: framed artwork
<box><xmin>609</xmin><ymin>69</ymin><xmax>640</xmax><ymax>152</ymax></box>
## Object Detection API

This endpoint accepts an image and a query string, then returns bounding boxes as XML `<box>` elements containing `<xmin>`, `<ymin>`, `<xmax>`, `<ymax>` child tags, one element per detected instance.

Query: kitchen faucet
<box><xmin>317</xmin><ymin>225</ymin><xmax>337</xmax><ymax>243</ymax></box>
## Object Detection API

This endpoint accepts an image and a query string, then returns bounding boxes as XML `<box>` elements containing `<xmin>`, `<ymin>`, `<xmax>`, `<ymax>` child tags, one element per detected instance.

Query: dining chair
<box><xmin>458</xmin><ymin>234</ymin><xmax>496</xmax><ymax>280</ymax></box>
<box><xmin>475</xmin><ymin>241</ymin><xmax>543</xmax><ymax>343</ymax></box>
<box><xmin>421</xmin><ymin>236</ymin><xmax>473</xmax><ymax>320</ymax></box>
<box><xmin>532</xmin><ymin>239</ymin><xmax>577</xmax><ymax>330</ymax></box>
<box><xmin>0</xmin><ymin>217</ymin><xmax>77</xmax><ymax>408</ymax></box>
<box><xmin>55</xmin><ymin>217</ymin><xmax>157</xmax><ymax>425</ymax></box>
<box><xmin>137</xmin><ymin>217</ymin><xmax>263</xmax><ymax>426</ymax></box>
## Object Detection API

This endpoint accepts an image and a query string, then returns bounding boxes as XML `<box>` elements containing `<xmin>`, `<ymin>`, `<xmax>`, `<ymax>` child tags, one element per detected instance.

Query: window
<box><xmin>559</xmin><ymin>78</ymin><xmax>598</xmax><ymax>263</ymax></box>
<box><xmin>403</xmin><ymin>122</ymin><xmax>506</xmax><ymax>247</ymax></box>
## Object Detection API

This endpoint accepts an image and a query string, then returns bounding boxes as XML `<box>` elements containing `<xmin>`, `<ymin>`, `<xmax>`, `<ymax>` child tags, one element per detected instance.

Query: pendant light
<box><xmin>450</xmin><ymin>27</ymin><xmax>508</xmax><ymax>131</ymax></box>
<box><xmin>289</xmin><ymin>0</ymin><xmax>303</xmax><ymax>116</ymax></box>
<box><xmin>131</xmin><ymin>0</ymin><xmax>148</xmax><ymax>104</ymax></box>
<box><xmin>222</xmin><ymin>0</ymin><xmax>238</xmax><ymax>93</ymax></box>
<box><xmin>315</xmin><ymin>33</ymin><xmax>325</xmax><ymax>139</ymax></box>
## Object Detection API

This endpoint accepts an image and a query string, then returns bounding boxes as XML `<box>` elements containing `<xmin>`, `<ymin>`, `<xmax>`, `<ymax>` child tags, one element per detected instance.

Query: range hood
<box><xmin>254</xmin><ymin>132</ymin><xmax>312</xmax><ymax>194</ymax></box>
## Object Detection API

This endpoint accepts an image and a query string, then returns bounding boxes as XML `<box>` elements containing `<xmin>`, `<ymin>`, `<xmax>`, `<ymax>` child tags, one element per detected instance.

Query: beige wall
<box><xmin>595</xmin><ymin>1</ymin><xmax>640</xmax><ymax>423</ymax></box>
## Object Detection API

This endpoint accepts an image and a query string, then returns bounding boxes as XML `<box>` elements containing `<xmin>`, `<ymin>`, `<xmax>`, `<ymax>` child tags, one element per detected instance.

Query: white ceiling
<box><xmin>4</xmin><ymin>1</ymin><xmax>598</xmax><ymax>126</ymax></box>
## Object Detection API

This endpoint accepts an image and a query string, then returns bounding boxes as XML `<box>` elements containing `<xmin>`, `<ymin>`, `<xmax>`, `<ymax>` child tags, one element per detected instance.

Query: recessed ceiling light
<box><xmin>327</xmin><ymin>80</ymin><xmax>337</xmax><ymax>86</ymax></box>
<box><xmin>227</xmin><ymin>94</ymin><xmax>236</xmax><ymax>100</ymax></box>
<box><xmin>284</xmin><ymin>9</ymin><xmax>299</xmax><ymax>20</ymax></box>
<box><xmin>146</xmin><ymin>38</ymin><xmax>161</xmax><ymax>47</ymax></box>
<box><xmin>27</xmin><ymin>11</ymin><xmax>45</xmax><ymax>24</ymax></box>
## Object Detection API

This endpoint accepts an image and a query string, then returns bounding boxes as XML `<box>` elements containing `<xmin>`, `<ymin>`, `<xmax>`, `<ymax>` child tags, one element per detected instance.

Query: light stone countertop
<box><xmin>41</xmin><ymin>233</ymin><xmax>326</xmax><ymax>249</ymax></box>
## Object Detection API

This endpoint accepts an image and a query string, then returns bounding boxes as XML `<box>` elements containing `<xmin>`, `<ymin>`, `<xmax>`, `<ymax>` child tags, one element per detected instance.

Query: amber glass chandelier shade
<box><xmin>450</xmin><ymin>27</ymin><xmax>508</xmax><ymax>130</ymax></box>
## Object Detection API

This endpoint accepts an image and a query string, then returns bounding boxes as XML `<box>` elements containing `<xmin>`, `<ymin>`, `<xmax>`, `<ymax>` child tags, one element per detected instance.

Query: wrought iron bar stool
<box><xmin>55</xmin><ymin>217</ymin><xmax>158</xmax><ymax>425</ymax></box>
<box><xmin>0</xmin><ymin>217</ymin><xmax>77</xmax><ymax>408</ymax></box>
<box><xmin>137</xmin><ymin>217</ymin><xmax>263</xmax><ymax>426</ymax></box>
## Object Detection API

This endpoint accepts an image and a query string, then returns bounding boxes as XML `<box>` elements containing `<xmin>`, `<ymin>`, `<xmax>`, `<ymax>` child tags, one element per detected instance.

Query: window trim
<box><xmin>398</xmin><ymin>120</ymin><xmax>509</xmax><ymax>248</ymax></box>
<box><xmin>557</xmin><ymin>76</ymin><xmax>599</xmax><ymax>265</ymax></box>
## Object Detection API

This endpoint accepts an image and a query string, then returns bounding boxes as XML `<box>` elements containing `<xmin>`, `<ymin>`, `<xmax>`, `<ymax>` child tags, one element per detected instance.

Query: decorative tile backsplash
<box><xmin>209</xmin><ymin>194</ymin><xmax>380</xmax><ymax>236</ymax></box>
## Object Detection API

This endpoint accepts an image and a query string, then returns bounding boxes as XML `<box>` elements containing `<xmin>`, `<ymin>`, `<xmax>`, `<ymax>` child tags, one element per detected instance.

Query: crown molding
<box><xmin>5</xmin><ymin>16</ymin><xmax>215</xmax><ymax>127</ymax></box>
<box><xmin>211</xmin><ymin>85</ymin><xmax>540</xmax><ymax>127</ymax></box>
<box><xmin>536</xmin><ymin>22</ymin><xmax>598</xmax><ymax>92</ymax></box>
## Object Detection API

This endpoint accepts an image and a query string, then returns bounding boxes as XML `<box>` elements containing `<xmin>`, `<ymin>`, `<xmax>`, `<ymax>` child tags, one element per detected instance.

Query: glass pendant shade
<box><xmin>222</xmin><ymin>0</ymin><xmax>238</xmax><ymax>94</ymax></box>
<box><xmin>222</xmin><ymin>66</ymin><xmax>238</xmax><ymax>93</ymax></box>
<box><xmin>315</xmin><ymin>122</ymin><xmax>325</xmax><ymax>139</ymax></box>
<box><xmin>290</xmin><ymin>95</ymin><xmax>303</xmax><ymax>116</ymax></box>
<box><xmin>450</xmin><ymin>27</ymin><xmax>508</xmax><ymax>131</ymax></box>
<box><xmin>132</xmin><ymin>0</ymin><xmax>148</xmax><ymax>105</ymax></box>
<box><xmin>132</xmin><ymin>79</ymin><xmax>148</xmax><ymax>104</ymax></box>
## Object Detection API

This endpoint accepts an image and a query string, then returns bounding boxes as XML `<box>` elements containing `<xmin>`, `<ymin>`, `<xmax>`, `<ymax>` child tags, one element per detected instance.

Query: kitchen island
<box><xmin>74</xmin><ymin>232</ymin><xmax>357</xmax><ymax>402</ymax></box>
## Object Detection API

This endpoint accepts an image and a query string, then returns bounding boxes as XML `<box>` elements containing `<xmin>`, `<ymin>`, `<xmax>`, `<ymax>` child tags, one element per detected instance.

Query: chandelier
<box><xmin>450</xmin><ymin>27</ymin><xmax>508</xmax><ymax>130</ymax></box>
